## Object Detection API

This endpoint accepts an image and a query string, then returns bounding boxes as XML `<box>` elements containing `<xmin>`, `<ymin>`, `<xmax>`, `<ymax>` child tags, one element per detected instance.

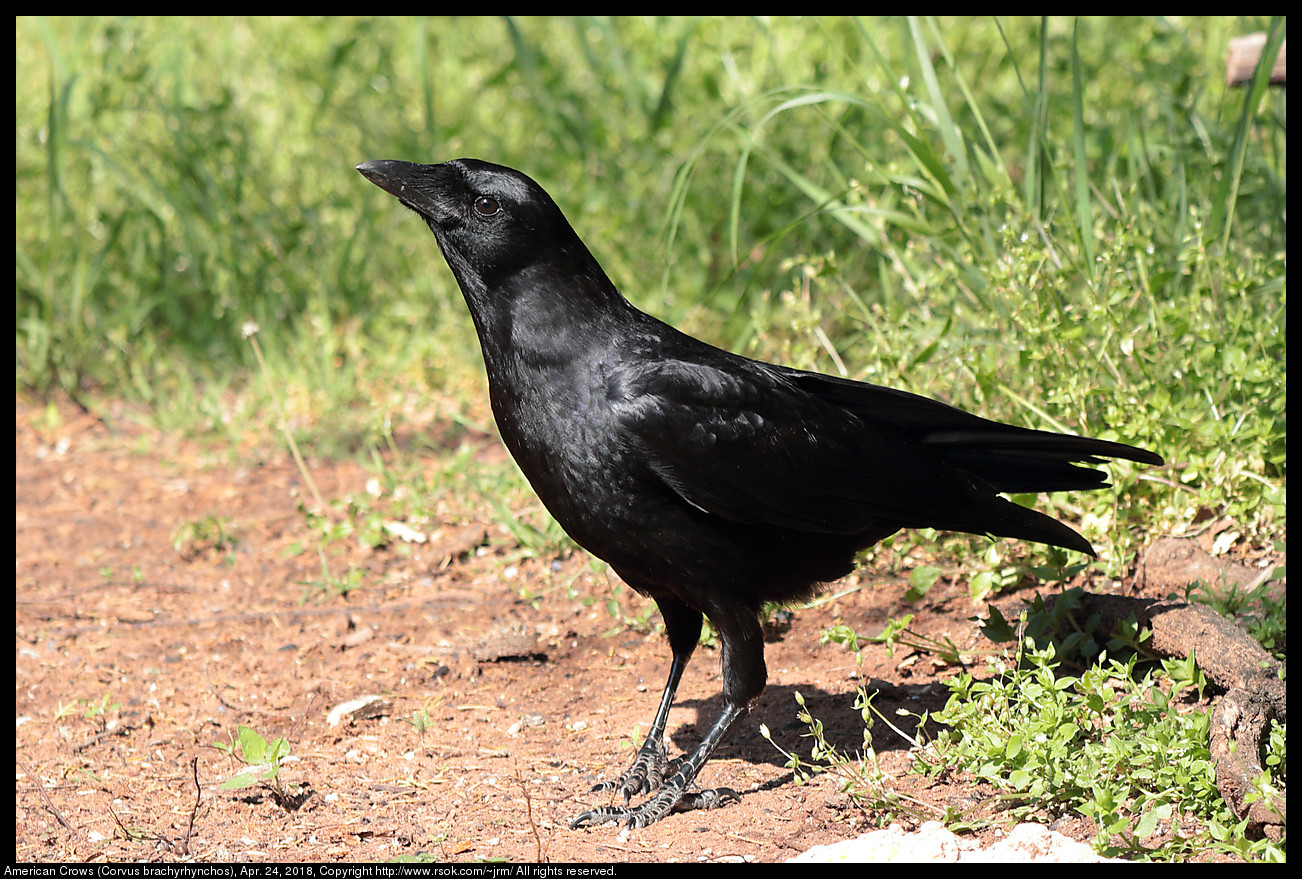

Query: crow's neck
<box><xmin>466</xmin><ymin>256</ymin><xmax>632</xmax><ymax>368</ymax></box>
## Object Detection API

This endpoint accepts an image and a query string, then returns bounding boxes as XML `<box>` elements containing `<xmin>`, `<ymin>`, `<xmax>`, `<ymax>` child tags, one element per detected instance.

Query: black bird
<box><xmin>357</xmin><ymin>158</ymin><xmax>1163</xmax><ymax>828</ymax></box>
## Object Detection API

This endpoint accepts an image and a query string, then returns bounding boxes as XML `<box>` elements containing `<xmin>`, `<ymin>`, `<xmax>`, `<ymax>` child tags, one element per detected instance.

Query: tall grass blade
<box><xmin>1209</xmin><ymin>16</ymin><xmax>1285</xmax><ymax>253</ymax></box>
<box><xmin>908</xmin><ymin>17</ymin><xmax>970</xmax><ymax>183</ymax></box>
<box><xmin>1071</xmin><ymin>19</ymin><xmax>1096</xmax><ymax>281</ymax></box>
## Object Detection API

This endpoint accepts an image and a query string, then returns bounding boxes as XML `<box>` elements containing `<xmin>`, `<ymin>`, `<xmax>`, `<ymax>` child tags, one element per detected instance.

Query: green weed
<box><xmin>214</xmin><ymin>724</ymin><xmax>307</xmax><ymax>809</ymax></box>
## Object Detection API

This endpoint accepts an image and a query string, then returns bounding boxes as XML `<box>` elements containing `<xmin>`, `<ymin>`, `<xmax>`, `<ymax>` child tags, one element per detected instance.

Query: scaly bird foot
<box><xmin>571</xmin><ymin>783</ymin><xmax>739</xmax><ymax>829</ymax></box>
<box><xmin>587</xmin><ymin>740</ymin><xmax>683</xmax><ymax>802</ymax></box>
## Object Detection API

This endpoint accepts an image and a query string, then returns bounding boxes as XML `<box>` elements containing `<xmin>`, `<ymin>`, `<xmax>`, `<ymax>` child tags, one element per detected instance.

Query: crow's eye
<box><xmin>473</xmin><ymin>196</ymin><xmax>500</xmax><ymax>216</ymax></box>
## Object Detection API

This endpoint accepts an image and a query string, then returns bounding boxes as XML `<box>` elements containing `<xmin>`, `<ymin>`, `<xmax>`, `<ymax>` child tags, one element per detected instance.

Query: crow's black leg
<box><xmin>572</xmin><ymin>608</ymin><xmax>763</xmax><ymax>829</ymax></box>
<box><xmin>586</xmin><ymin>651</ymin><xmax>687</xmax><ymax>801</ymax></box>
<box><xmin>577</xmin><ymin>597</ymin><xmax>700</xmax><ymax>805</ymax></box>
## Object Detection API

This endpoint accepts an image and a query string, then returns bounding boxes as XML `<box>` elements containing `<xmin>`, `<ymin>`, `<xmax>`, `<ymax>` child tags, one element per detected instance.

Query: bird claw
<box><xmin>675</xmin><ymin>787</ymin><xmax>741</xmax><ymax>813</ymax></box>
<box><xmin>587</xmin><ymin>741</ymin><xmax>674</xmax><ymax>801</ymax></box>
<box><xmin>570</xmin><ymin>785</ymin><xmax>740</xmax><ymax>829</ymax></box>
<box><xmin>574</xmin><ymin>738</ymin><xmax>734</xmax><ymax>828</ymax></box>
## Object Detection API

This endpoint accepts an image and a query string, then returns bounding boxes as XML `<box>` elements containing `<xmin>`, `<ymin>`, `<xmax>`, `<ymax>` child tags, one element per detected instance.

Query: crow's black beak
<box><xmin>356</xmin><ymin>159</ymin><xmax>420</xmax><ymax>193</ymax></box>
<box><xmin>357</xmin><ymin>159</ymin><xmax>452</xmax><ymax>224</ymax></box>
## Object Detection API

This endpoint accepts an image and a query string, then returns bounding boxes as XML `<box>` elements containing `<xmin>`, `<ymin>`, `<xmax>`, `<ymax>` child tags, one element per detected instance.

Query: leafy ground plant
<box><xmin>916</xmin><ymin>640</ymin><xmax>1283</xmax><ymax>861</ymax></box>
<box><xmin>214</xmin><ymin>725</ymin><xmax>309</xmax><ymax>811</ymax></box>
<box><xmin>779</xmin><ymin>626</ymin><xmax>1285</xmax><ymax>862</ymax></box>
<box><xmin>760</xmin><ymin>688</ymin><xmax>951</xmax><ymax>828</ymax></box>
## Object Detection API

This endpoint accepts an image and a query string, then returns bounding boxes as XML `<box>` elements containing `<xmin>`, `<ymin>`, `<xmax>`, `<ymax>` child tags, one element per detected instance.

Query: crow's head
<box><xmin>358</xmin><ymin>158</ymin><xmax>586</xmax><ymax>289</ymax></box>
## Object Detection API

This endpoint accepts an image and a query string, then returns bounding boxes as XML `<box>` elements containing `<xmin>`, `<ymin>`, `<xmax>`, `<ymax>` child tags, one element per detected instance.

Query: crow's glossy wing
<box><xmin>607</xmin><ymin>358</ymin><xmax>993</xmax><ymax>536</ymax></box>
<box><xmin>607</xmin><ymin>357</ymin><xmax>1160</xmax><ymax>554</ymax></box>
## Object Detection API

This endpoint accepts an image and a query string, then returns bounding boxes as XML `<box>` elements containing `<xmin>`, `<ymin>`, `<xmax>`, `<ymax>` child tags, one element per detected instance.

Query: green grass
<box><xmin>16</xmin><ymin>15</ymin><xmax>1286</xmax><ymax>858</ymax></box>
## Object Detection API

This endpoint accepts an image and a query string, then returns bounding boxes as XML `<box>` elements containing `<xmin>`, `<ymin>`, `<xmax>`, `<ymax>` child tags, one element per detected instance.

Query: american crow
<box><xmin>357</xmin><ymin>158</ymin><xmax>1163</xmax><ymax>828</ymax></box>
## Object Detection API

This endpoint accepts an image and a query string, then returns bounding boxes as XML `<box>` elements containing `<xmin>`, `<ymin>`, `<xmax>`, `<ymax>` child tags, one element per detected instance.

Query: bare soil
<box><xmin>13</xmin><ymin>397</ymin><xmax>1244</xmax><ymax>863</ymax></box>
